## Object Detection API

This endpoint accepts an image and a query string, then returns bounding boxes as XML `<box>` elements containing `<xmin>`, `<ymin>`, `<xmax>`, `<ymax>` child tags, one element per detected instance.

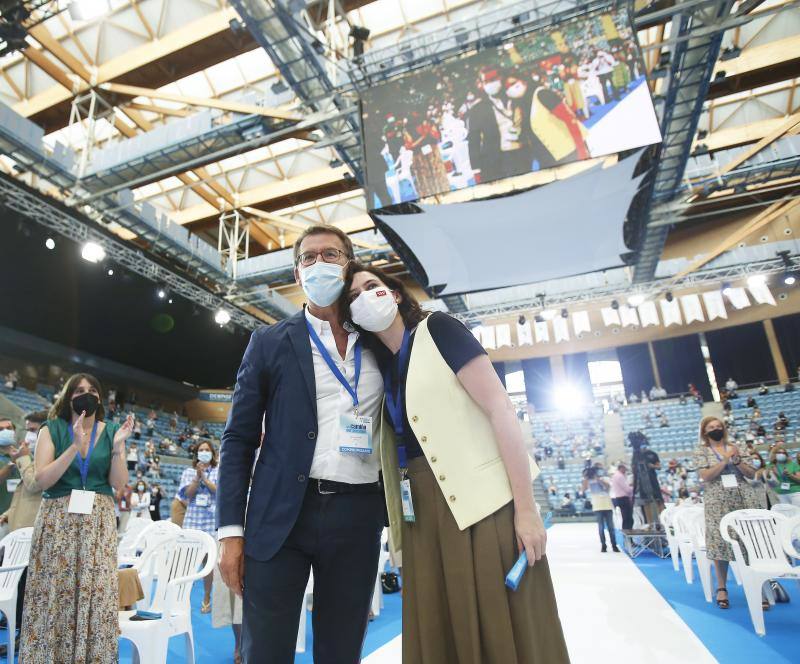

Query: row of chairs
<box><xmin>661</xmin><ymin>502</ymin><xmax>800</xmax><ymax>635</ymax></box>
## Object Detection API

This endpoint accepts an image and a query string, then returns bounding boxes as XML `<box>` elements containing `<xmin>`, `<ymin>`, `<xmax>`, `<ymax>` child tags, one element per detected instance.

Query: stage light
<box><xmin>270</xmin><ymin>80</ymin><xmax>288</xmax><ymax>95</ymax></box>
<box><xmin>107</xmin><ymin>268</ymin><xmax>114</xmax><ymax>276</ymax></box>
<box><xmin>553</xmin><ymin>383</ymin><xmax>586</xmax><ymax>413</ymax></box>
<box><xmin>45</xmin><ymin>238</ymin><xmax>55</xmax><ymax>250</ymax></box>
<box><xmin>611</xmin><ymin>300</ymin><xmax>619</xmax><ymax>310</ymax></box>
<box><xmin>518</xmin><ymin>315</ymin><xmax>526</xmax><ymax>325</ymax></box>
<box><xmin>665</xmin><ymin>292</ymin><xmax>674</xmax><ymax>302</ymax></box>
<box><xmin>215</xmin><ymin>309</ymin><xmax>231</xmax><ymax>326</ymax></box>
<box><xmin>81</xmin><ymin>241</ymin><xmax>106</xmax><ymax>263</ymax></box>
<box><xmin>721</xmin><ymin>281</ymin><xmax>733</xmax><ymax>296</ymax></box>
<box><xmin>157</xmin><ymin>288</ymin><xmax>167</xmax><ymax>299</ymax></box>
<box><xmin>747</xmin><ymin>274</ymin><xmax>767</xmax><ymax>289</ymax></box>
<box><xmin>534</xmin><ymin>314</ymin><xmax>544</xmax><ymax>323</ymax></box>
<box><xmin>785</xmin><ymin>274</ymin><xmax>797</xmax><ymax>286</ymax></box>
<box><xmin>168</xmin><ymin>298</ymin><xmax>173</xmax><ymax>304</ymax></box>
<box><xmin>628</xmin><ymin>294</ymin><xmax>646</xmax><ymax>307</ymax></box>
<box><xmin>68</xmin><ymin>0</ymin><xmax>111</xmax><ymax>21</ymax></box>
<box><xmin>560</xmin><ymin>308</ymin><xmax>568</xmax><ymax>319</ymax></box>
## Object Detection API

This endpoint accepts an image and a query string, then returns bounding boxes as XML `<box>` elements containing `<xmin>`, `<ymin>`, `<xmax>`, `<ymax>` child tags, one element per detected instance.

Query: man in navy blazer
<box><xmin>217</xmin><ymin>226</ymin><xmax>386</xmax><ymax>664</ymax></box>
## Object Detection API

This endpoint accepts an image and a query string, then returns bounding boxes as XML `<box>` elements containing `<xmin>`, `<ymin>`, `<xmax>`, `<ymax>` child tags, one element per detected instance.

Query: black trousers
<box><xmin>241</xmin><ymin>487</ymin><xmax>384</xmax><ymax>664</ymax></box>
<box><xmin>612</xmin><ymin>497</ymin><xmax>634</xmax><ymax>530</ymax></box>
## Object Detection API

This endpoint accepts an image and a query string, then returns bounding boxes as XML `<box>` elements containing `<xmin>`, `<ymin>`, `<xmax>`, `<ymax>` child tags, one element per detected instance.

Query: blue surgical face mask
<box><xmin>0</xmin><ymin>429</ymin><xmax>15</xmax><ymax>446</ymax></box>
<box><xmin>300</xmin><ymin>261</ymin><xmax>345</xmax><ymax>307</ymax></box>
<box><xmin>776</xmin><ymin>453</ymin><xmax>788</xmax><ymax>463</ymax></box>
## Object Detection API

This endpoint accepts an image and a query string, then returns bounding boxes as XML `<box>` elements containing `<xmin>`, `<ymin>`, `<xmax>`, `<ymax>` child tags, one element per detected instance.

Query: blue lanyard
<box><xmin>68</xmin><ymin>421</ymin><xmax>99</xmax><ymax>490</ymax></box>
<box><xmin>306</xmin><ymin>318</ymin><xmax>362</xmax><ymax>412</ymax></box>
<box><xmin>384</xmin><ymin>328</ymin><xmax>411</xmax><ymax>469</ymax></box>
<box><xmin>711</xmin><ymin>443</ymin><xmax>727</xmax><ymax>462</ymax></box>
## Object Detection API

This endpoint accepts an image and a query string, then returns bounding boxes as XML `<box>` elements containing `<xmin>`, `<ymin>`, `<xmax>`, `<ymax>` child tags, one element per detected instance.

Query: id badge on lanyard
<box><xmin>385</xmin><ymin>329</ymin><xmax>415</xmax><ymax>522</ymax></box>
<box><xmin>306</xmin><ymin>318</ymin><xmax>371</xmax><ymax>456</ymax></box>
<box><xmin>67</xmin><ymin>421</ymin><xmax>99</xmax><ymax>515</ymax></box>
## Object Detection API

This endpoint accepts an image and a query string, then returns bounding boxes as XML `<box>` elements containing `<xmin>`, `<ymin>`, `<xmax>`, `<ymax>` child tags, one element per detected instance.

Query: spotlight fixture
<box><xmin>215</xmin><ymin>309</ymin><xmax>231</xmax><ymax>326</ymax></box>
<box><xmin>107</xmin><ymin>268</ymin><xmax>114</xmax><ymax>276</ymax></box>
<box><xmin>518</xmin><ymin>315</ymin><xmax>526</xmax><ymax>325</ymax></box>
<box><xmin>168</xmin><ymin>298</ymin><xmax>173</xmax><ymax>304</ymax></box>
<box><xmin>350</xmin><ymin>23</ymin><xmax>370</xmax><ymax>58</ymax></box>
<box><xmin>610</xmin><ymin>300</ymin><xmax>619</xmax><ymax>310</ymax></box>
<box><xmin>157</xmin><ymin>287</ymin><xmax>167</xmax><ymax>299</ymax></box>
<box><xmin>81</xmin><ymin>241</ymin><xmax>106</xmax><ymax>263</ymax></box>
<box><xmin>665</xmin><ymin>292</ymin><xmax>674</xmax><ymax>303</ymax></box>
<box><xmin>560</xmin><ymin>308</ymin><xmax>568</xmax><ymax>319</ymax></box>
<box><xmin>628</xmin><ymin>294</ymin><xmax>646</xmax><ymax>307</ymax></box>
<box><xmin>45</xmin><ymin>238</ymin><xmax>55</xmax><ymax>250</ymax></box>
<box><xmin>721</xmin><ymin>281</ymin><xmax>733</xmax><ymax>296</ymax></box>
<box><xmin>534</xmin><ymin>314</ymin><xmax>544</xmax><ymax>323</ymax></box>
<box><xmin>778</xmin><ymin>251</ymin><xmax>796</xmax><ymax>286</ymax></box>
<box><xmin>270</xmin><ymin>80</ymin><xmax>288</xmax><ymax>95</ymax></box>
<box><xmin>785</xmin><ymin>274</ymin><xmax>797</xmax><ymax>286</ymax></box>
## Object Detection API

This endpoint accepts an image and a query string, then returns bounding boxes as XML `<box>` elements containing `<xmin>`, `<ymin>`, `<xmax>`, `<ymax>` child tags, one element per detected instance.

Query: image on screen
<box><xmin>360</xmin><ymin>6</ymin><xmax>662</xmax><ymax>210</ymax></box>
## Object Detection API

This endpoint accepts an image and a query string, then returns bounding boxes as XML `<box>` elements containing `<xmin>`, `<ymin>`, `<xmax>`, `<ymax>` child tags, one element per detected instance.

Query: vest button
<box><xmin>449</xmin><ymin>495</ymin><xmax>456</xmax><ymax>502</ymax></box>
<box><xmin>298</xmin><ymin>474</ymin><xmax>306</xmax><ymax>482</ymax></box>
<box><xmin>430</xmin><ymin>456</ymin><xmax>437</xmax><ymax>463</ymax></box>
<box><xmin>411</xmin><ymin>416</ymin><xmax>419</xmax><ymax>423</ymax></box>
<box><xmin>307</xmin><ymin>431</ymin><xmax>316</xmax><ymax>440</ymax></box>
<box><xmin>421</xmin><ymin>436</ymin><xmax>428</xmax><ymax>443</ymax></box>
<box><xmin>439</xmin><ymin>474</ymin><xmax>446</xmax><ymax>481</ymax></box>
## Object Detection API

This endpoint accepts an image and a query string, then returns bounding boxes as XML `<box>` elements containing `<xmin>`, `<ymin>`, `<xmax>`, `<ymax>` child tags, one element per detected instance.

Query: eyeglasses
<box><xmin>297</xmin><ymin>248</ymin><xmax>350</xmax><ymax>267</ymax></box>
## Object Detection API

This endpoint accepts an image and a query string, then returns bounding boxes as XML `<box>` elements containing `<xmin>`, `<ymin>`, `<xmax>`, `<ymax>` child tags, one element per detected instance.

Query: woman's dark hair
<box><xmin>49</xmin><ymin>373</ymin><xmax>105</xmax><ymax>422</ymax></box>
<box><xmin>193</xmin><ymin>440</ymin><xmax>218</xmax><ymax>468</ymax></box>
<box><xmin>341</xmin><ymin>262</ymin><xmax>430</xmax><ymax>329</ymax></box>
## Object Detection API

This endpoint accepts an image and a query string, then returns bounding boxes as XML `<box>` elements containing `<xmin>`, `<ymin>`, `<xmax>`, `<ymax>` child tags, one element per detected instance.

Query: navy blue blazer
<box><xmin>217</xmin><ymin>310</ymin><xmax>320</xmax><ymax>562</ymax></box>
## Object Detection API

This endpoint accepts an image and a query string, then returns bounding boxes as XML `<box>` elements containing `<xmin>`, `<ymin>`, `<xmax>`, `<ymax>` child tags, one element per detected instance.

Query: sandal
<box><xmin>200</xmin><ymin>599</ymin><xmax>211</xmax><ymax>614</ymax></box>
<box><xmin>762</xmin><ymin>598</ymin><xmax>770</xmax><ymax>611</ymax></box>
<box><xmin>715</xmin><ymin>588</ymin><xmax>729</xmax><ymax>609</ymax></box>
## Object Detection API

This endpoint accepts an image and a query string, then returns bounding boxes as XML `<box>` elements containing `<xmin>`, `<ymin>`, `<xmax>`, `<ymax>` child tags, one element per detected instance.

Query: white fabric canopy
<box><xmin>601</xmin><ymin>307</ymin><xmax>621</xmax><ymax>327</ymax></box>
<box><xmin>680</xmin><ymin>294</ymin><xmax>705</xmax><ymax>324</ymax></box>
<box><xmin>702</xmin><ymin>291</ymin><xmax>728</xmax><ymax>320</ymax></box>
<box><xmin>638</xmin><ymin>301</ymin><xmax>660</xmax><ymax>327</ymax></box>
<box><xmin>572</xmin><ymin>310</ymin><xmax>591</xmax><ymax>336</ymax></box>
<box><xmin>496</xmin><ymin>324</ymin><xmax>512</xmax><ymax>348</ymax></box>
<box><xmin>748</xmin><ymin>281</ymin><xmax>776</xmax><ymax>306</ymax></box>
<box><xmin>619</xmin><ymin>305</ymin><xmax>640</xmax><ymax>327</ymax></box>
<box><xmin>534</xmin><ymin>320</ymin><xmax>550</xmax><ymax>343</ymax></box>
<box><xmin>375</xmin><ymin>151</ymin><xmax>645</xmax><ymax>295</ymax></box>
<box><xmin>553</xmin><ymin>316</ymin><xmax>570</xmax><ymax>343</ymax></box>
<box><xmin>660</xmin><ymin>298</ymin><xmax>683</xmax><ymax>327</ymax></box>
<box><xmin>516</xmin><ymin>320</ymin><xmax>534</xmax><ymax>346</ymax></box>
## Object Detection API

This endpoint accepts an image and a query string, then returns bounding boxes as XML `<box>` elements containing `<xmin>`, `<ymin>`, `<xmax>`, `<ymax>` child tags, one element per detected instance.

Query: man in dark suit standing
<box><xmin>217</xmin><ymin>226</ymin><xmax>385</xmax><ymax>664</ymax></box>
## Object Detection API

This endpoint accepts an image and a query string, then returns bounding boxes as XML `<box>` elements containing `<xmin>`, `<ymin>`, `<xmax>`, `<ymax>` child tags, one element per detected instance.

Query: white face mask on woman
<box><xmin>197</xmin><ymin>450</ymin><xmax>213</xmax><ymax>464</ymax></box>
<box><xmin>350</xmin><ymin>288</ymin><xmax>399</xmax><ymax>332</ymax></box>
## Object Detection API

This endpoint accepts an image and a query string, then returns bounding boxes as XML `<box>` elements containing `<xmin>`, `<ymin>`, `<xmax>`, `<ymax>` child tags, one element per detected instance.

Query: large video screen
<box><xmin>360</xmin><ymin>6</ymin><xmax>661</xmax><ymax>209</ymax></box>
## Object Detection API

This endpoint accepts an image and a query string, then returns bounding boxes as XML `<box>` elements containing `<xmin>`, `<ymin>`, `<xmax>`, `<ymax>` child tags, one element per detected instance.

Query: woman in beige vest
<box><xmin>343</xmin><ymin>263</ymin><xmax>569</xmax><ymax>664</ymax></box>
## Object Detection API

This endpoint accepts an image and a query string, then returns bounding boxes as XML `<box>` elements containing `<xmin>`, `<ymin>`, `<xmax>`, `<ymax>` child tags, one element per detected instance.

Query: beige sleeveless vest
<box><xmin>380</xmin><ymin>316</ymin><xmax>540</xmax><ymax>552</ymax></box>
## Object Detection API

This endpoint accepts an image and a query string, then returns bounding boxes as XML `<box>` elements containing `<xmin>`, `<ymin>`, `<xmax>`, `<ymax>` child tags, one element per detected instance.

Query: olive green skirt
<box><xmin>402</xmin><ymin>456</ymin><xmax>570</xmax><ymax>664</ymax></box>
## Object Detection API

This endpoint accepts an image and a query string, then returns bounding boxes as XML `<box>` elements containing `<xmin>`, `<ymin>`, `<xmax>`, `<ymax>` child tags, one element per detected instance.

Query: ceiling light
<box><xmin>81</xmin><ymin>241</ymin><xmax>106</xmax><ymax>263</ymax></box>
<box><xmin>107</xmin><ymin>268</ymin><xmax>114</xmax><ymax>276</ymax></box>
<box><xmin>610</xmin><ymin>300</ymin><xmax>619</xmax><ymax>310</ymax></box>
<box><xmin>560</xmin><ymin>308</ymin><xmax>568</xmax><ymax>319</ymax></box>
<box><xmin>215</xmin><ymin>309</ymin><xmax>231</xmax><ymax>326</ymax></box>
<box><xmin>168</xmin><ymin>298</ymin><xmax>173</xmax><ymax>304</ymax></box>
<box><xmin>68</xmin><ymin>0</ymin><xmax>111</xmax><ymax>21</ymax></box>
<box><xmin>665</xmin><ymin>292</ymin><xmax>674</xmax><ymax>303</ymax></box>
<box><xmin>157</xmin><ymin>288</ymin><xmax>167</xmax><ymax>299</ymax></box>
<box><xmin>628</xmin><ymin>294</ymin><xmax>646</xmax><ymax>307</ymax></box>
<box><xmin>45</xmin><ymin>238</ymin><xmax>55</xmax><ymax>250</ymax></box>
<box><xmin>785</xmin><ymin>274</ymin><xmax>796</xmax><ymax>286</ymax></box>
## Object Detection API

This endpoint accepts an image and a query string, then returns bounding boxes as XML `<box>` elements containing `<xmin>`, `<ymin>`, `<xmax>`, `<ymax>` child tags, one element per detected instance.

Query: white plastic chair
<box><xmin>118</xmin><ymin>517</ymin><xmax>152</xmax><ymax>560</ymax></box>
<box><xmin>673</xmin><ymin>506</ymin><xmax>703</xmax><ymax>584</ymax></box>
<box><xmin>296</xmin><ymin>569</ymin><xmax>314</xmax><ymax>653</ymax></box>
<box><xmin>779</xmin><ymin>513</ymin><xmax>800</xmax><ymax>561</ymax></box>
<box><xmin>371</xmin><ymin>528</ymin><xmax>391</xmax><ymax>618</ymax></box>
<box><xmin>0</xmin><ymin>527</ymin><xmax>33</xmax><ymax>663</ymax></box>
<box><xmin>720</xmin><ymin>509</ymin><xmax>800</xmax><ymax>635</ymax></box>
<box><xmin>771</xmin><ymin>503</ymin><xmax>800</xmax><ymax>520</ymax></box>
<box><xmin>660</xmin><ymin>505</ymin><xmax>682</xmax><ymax>571</ymax></box>
<box><xmin>686</xmin><ymin>511</ymin><xmax>713</xmax><ymax>602</ymax></box>
<box><xmin>122</xmin><ymin>521</ymin><xmax>182</xmax><ymax>608</ymax></box>
<box><xmin>119</xmin><ymin>529</ymin><xmax>216</xmax><ymax>664</ymax></box>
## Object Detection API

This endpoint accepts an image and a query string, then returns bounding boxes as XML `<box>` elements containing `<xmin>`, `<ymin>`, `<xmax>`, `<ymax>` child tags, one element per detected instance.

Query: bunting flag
<box><xmin>619</xmin><ymin>305</ymin><xmax>640</xmax><ymax>327</ymax></box>
<box><xmin>638</xmin><ymin>301</ymin><xmax>660</xmax><ymax>327</ymax></box>
<box><xmin>659</xmin><ymin>298</ymin><xmax>683</xmax><ymax>327</ymax></box>
<box><xmin>516</xmin><ymin>320</ymin><xmax>534</xmax><ymax>346</ymax></box>
<box><xmin>572</xmin><ymin>310</ymin><xmax>591</xmax><ymax>336</ymax></box>
<box><xmin>496</xmin><ymin>324</ymin><xmax>512</xmax><ymax>348</ymax></box>
<box><xmin>748</xmin><ymin>281</ymin><xmax>776</xmax><ymax>306</ymax></box>
<box><xmin>680</xmin><ymin>294</ymin><xmax>705</xmax><ymax>324</ymax></box>
<box><xmin>553</xmin><ymin>316</ymin><xmax>570</xmax><ymax>343</ymax></box>
<box><xmin>480</xmin><ymin>325</ymin><xmax>497</xmax><ymax>349</ymax></box>
<box><xmin>601</xmin><ymin>307</ymin><xmax>621</xmax><ymax>327</ymax></box>
<box><xmin>702</xmin><ymin>290</ymin><xmax>728</xmax><ymax>320</ymax></box>
<box><xmin>725</xmin><ymin>287</ymin><xmax>751</xmax><ymax>310</ymax></box>
<box><xmin>534</xmin><ymin>320</ymin><xmax>550</xmax><ymax>343</ymax></box>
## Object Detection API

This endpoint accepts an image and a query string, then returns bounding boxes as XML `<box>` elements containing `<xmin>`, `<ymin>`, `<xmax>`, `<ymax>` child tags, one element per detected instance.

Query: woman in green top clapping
<box><xmin>20</xmin><ymin>373</ymin><xmax>133</xmax><ymax>664</ymax></box>
<box><xmin>768</xmin><ymin>444</ymin><xmax>800</xmax><ymax>507</ymax></box>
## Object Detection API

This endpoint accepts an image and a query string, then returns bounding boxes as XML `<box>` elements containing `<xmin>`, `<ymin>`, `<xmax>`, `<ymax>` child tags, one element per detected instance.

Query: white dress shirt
<box><xmin>218</xmin><ymin>309</ymin><xmax>384</xmax><ymax>540</ymax></box>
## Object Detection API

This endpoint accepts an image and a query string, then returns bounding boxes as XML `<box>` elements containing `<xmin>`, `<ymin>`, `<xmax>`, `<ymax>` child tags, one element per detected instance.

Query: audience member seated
<box><xmin>725</xmin><ymin>377</ymin><xmax>738</xmax><ymax>397</ymax></box>
<box><xmin>560</xmin><ymin>492</ymin><xmax>576</xmax><ymax>514</ymax></box>
<box><xmin>629</xmin><ymin>392</ymin><xmax>639</xmax><ymax>403</ymax></box>
<box><xmin>758</xmin><ymin>384</ymin><xmax>769</xmax><ymax>396</ymax></box>
<box><xmin>747</xmin><ymin>395</ymin><xmax>758</xmax><ymax>408</ymax></box>
<box><xmin>775</xmin><ymin>412</ymin><xmax>789</xmax><ymax>431</ymax></box>
<box><xmin>659</xmin><ymin>414</ymin><xmax>670</xmax><ymax>428</ymax></box>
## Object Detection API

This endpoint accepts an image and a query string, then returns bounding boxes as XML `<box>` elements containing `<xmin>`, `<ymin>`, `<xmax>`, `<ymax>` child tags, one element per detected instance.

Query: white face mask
<box><xmin>300</xmin><ymin>261</ymin><xmax>345</xmax><ymax>308</ymax></box>
<box><xmin>0</xmin><ymin>430</ymin><xmax>14</xmax><ymax>446</ymax></box>
<box><xmin>350</xmin><ymin>288</ymin><xmax>399</xmax><ymax>332</ymax></box>
<box><xmin>776</xmin><ymin>453</ymin><xmax>788</xmax><ymax>463</ymax></box>
<box><xmin>506</xmin><ymin>82</ymin><xmax>526</xmax><ymax>99</ymax></box>
<box><xmin>25</xmin><ymin>430</ymin><xmax>37</xmax><ymax>447</ymax></box>
<box><xmin>751</xmin><ymin>458</ymin><xmax>762</xmax><ymax>469</ymax></box>
<box><xmin>483</xmin><ymin>80</ymin><xmax>501</xmax><ymax>96</ymax></box>
<box><xmin>198</xmin><ymin>450</ymin><xmax>213</xmax><ymax>464</ymax></box>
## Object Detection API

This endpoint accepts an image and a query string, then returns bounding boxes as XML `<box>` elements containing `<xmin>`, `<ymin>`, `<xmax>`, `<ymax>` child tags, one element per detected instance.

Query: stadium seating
<box><xmin>730</xmin><ymin>387</ymin><xmax>800</xmax><ymax>443</ymax></box>
<box><xmin>620</xmin><ymin>399</ymin><xmax>703</xmax><ymax>454</ymax></box>
<box><xmin>0</xmin><ymin>385</ymin><xmax>50</xmax><ymax>413</ymax></box>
